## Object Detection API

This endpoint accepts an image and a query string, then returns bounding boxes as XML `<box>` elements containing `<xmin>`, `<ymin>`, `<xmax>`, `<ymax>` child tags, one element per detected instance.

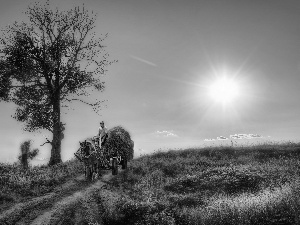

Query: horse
<box><xmin>76</xmin><ymin>140</ymin><xmax>101</xmax><ymax>181</ymax></box>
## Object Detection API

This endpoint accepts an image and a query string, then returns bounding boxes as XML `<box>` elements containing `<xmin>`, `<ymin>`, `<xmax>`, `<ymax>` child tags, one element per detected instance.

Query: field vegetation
<box><xmin>102</xmin><ymin>141</ymin><xmax>300</xmax><ymax>225</ymax></box>
<box><xmin>0</xmin><ymin>159</ymin><xmax>84</xmax><ymax>213</ymax></box>
<box><xmin>1</xmin><ymin>141</ymin><xmax>300</xmax><ymax>225</ymax></box>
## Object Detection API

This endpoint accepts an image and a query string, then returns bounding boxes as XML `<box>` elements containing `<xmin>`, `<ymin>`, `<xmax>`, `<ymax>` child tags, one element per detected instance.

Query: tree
<box><xmin>0</xmin><ymin>1</ymin><xmax>114</xmax><ymax>165</ymax></box>
<box><xmin>18</xmin><ymin>140</ymin><xmax>39</xmax><ymax>169</ymax></box>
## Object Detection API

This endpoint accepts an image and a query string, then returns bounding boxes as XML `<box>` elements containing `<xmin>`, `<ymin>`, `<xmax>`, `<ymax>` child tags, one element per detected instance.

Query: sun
<box><xmin>209</xmin><ymin>77</ymin><xmax>239</xmax><ymax>104</ymax></box>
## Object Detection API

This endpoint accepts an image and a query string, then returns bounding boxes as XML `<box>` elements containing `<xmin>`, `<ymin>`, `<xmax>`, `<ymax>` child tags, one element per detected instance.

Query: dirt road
<box><xmin>0</xmin><ymin>172</ymin><xmax>115</xmax><ymax>225</ymax></box>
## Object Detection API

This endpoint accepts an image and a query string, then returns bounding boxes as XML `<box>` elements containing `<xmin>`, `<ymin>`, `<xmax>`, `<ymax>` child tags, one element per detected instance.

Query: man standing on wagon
<box><xmin>96</xmin><ymin>121</ymin><xmax>108</xmax><ymax>148</ymax></box>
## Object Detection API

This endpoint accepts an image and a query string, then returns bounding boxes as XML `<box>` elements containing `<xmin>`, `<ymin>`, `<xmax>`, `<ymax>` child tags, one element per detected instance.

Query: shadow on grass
<box><xmin>164</xmin><ymin>168</ymin><xmax>265</xmax><ymax>195</ymax></box>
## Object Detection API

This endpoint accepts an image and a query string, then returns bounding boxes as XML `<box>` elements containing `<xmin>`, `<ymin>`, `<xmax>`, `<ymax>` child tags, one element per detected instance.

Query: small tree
<box><xmin>18</xmin><ymin>140</ymin><xmax>39</xmax><ymax>169</ymax></box>
<box><xmin>0</xmin><ymin>1</ymin><xmax>115</xmax><ymax>165</ymax></box>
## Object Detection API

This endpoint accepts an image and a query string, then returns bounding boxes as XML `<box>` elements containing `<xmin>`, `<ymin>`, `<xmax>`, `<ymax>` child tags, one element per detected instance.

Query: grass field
<box><xmin>1</xmin><ymin>141</ymin><xmax>300</xmax><ymax>224</ymax></box>
<box><xmin>0</xmin><ymin>159</ymin><xmax>84</xmax><ymax>212</ymax></box>
<box><xmin>102</xmin><ymin>141</ymin><xmax>300</xmax><ymax>225</ymax></box>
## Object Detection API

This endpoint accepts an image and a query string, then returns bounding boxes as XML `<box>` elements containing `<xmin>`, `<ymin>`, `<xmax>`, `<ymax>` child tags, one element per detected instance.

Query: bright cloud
<box><xmin>204</xmin><ymin>133</ymin><xmax>269</xmax><ymax>141</ymax></box>
<box><xmin>204</xmin><ymin>138</ymin><xmax>216</xmax><ymax>141</ymax></box>
<box><xmin>230</xmin><ymin>134</ymin><xmax>264</xmax><ymax>139</ymax></box>
<box><xmin>154</xmin><ymin>130</ymin><xmax>178</xmax><ymax>137</ymax></box>
<box><xmin>217</xmin><ymin>136</ymin><xmax>229</xmax><ymax>140</ymax></box>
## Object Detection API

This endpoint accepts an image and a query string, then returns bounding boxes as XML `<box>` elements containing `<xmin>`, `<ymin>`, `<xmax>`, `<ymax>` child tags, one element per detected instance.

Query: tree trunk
<box><xmin>48</xmin><ymin>94</ymin><xmax>62</xmax><ymax>166</ymax></box>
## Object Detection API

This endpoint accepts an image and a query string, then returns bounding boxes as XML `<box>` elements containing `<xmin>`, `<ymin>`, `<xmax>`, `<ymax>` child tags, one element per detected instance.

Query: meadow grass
<box><xmin>104</xmin><ymin>141</ymin><xmax>300</xmax><ymax>225</ymax></box>
<box><xmin>1</xmin><ymin>142</ymin><xmax>300</xmax><ymax>224</ymax></box>
<box><xmin>0</xmin><ymin>158</ymin><xmax>84</xmax><ymax>210</ymax></box>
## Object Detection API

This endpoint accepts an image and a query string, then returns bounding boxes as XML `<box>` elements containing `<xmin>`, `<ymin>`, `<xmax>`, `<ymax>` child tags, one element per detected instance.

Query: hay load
<box><xmin>103</xmin><ymin>126</ymin><xmax>134</xmax><ymax>160</ymax></box>
<box><xmin>75</xmin><ymin>126</ymin><xmax>134</xmax><ymax>162</ymax></box>
<box><xmin>74</xmin><ymin>125</ymin><xmax>134</xmax><ymax>178</ymax></box>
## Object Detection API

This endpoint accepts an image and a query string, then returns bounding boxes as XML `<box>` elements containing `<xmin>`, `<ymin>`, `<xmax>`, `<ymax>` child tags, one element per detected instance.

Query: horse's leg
<box><xmin>97</xmin><ymin>160</ymin><xmax>101</xmax><ymax>176</ymax></box>
<box><xmin>91</xmin><ymin>157</ymin><xmax>95</xmax><ymax>181</ymax></box>
<box><xmin>94</xmin><ymin>161</ymin><xmax>97</xmax><ymax>179</ymax></box>
<box><xmin>95</xmin><ymin>161</ymin><xmax>99</xmax><ymax>178</ymax></box>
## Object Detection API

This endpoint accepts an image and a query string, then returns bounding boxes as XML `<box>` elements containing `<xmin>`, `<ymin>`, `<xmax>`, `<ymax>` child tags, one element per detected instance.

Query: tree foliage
<box><xmin>0</xmin><ymin>1</ymin><xmax>115</xmax><ymax>165</ymax></box>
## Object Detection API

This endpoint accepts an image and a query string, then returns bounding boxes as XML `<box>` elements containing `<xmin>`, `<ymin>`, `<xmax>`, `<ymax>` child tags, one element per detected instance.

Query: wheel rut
<box><xmin>0</xmin><ymin>171</ymin><xmax>115</xmax><ymax>225</ymax></box>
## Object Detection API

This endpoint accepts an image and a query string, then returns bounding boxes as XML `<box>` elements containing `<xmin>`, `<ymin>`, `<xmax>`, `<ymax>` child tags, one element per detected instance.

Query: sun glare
<box><xmin>209</xmin><ymin>77</ymin><xmax>239</xmax><ymax>104</ymax></box>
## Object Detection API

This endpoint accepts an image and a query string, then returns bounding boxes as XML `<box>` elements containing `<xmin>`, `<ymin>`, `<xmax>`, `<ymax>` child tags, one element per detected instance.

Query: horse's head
<box><xmin>79</xmin><ymin>140</ymin><xmax>86</xmax><ymax>147</ymax></box>
<box><xmin>79</xmin><ymin>140</ymin><xmax>92</xmax><ymax>156</ymax></box>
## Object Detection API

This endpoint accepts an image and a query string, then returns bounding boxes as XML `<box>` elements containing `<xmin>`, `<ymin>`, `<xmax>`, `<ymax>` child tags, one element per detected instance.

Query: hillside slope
<box><xmin>101</xmin><ymin>142</ymin><xmax>300</xmax><ymax>225</ymax></box>
<box><xmin>1</xmin><ymin>142</ymin><xmax>300</xmax><ymax>225</ymax></box>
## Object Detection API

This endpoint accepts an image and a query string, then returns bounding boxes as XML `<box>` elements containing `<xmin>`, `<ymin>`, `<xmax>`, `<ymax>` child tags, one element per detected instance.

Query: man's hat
<box><xmin>100</xmin><ymin>121</ymin><xmax>104</xmax><ymax>124</ymax></box>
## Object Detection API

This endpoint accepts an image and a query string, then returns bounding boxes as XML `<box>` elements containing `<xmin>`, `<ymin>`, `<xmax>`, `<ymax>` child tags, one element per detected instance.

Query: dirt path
<box><xmin>0</xmin><ymin>171</ymin><xmax>115</xmax><ymax>225</ymax></box>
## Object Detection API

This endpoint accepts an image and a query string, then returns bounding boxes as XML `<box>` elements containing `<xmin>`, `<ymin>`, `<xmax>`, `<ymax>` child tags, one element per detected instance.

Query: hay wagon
<box><xmin>74</xmin><ymin>126</ymin><xmax>134</xmax><ymax>181</ymax></box>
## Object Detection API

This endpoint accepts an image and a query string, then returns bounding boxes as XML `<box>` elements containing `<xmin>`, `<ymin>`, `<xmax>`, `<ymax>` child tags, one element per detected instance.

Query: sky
<box><xmin>0</xmin><ymin>0</ymin><xmax>299</xmax><ymax>164</ymax></box>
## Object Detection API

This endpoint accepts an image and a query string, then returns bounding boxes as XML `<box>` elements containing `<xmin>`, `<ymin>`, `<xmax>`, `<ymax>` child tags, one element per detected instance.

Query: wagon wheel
<box><xmin>121</xmin><ymin>156</ymin><xmax>128</xmax><ymax>170</ymax></box>
<box><xmin>96</xmin><ymin>160</ymin><xmax>102</xmax><ymax>177</ymax></box>
<box><xmin>117</xmin><ymin>155</ymin><xmax>122</xmax><ymax>164</ymax></box>
<box><xmin>112</xmin><ymin>157</ymin><xmax>118</xmax><ymax>175</ymax></box>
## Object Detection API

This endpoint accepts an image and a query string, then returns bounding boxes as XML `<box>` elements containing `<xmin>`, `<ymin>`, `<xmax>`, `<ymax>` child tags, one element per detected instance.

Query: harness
<box><xmin>75</xmin><ymin>141</ymin><xmax>111</xmax><ymax>168</ymax></box>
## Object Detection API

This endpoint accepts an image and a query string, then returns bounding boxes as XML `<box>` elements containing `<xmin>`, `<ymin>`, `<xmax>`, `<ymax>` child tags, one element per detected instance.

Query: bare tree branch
<box><xmin>40</xmin><ymin>137</ymin><xmax>52</xmax><ymax>146</ymax></box>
